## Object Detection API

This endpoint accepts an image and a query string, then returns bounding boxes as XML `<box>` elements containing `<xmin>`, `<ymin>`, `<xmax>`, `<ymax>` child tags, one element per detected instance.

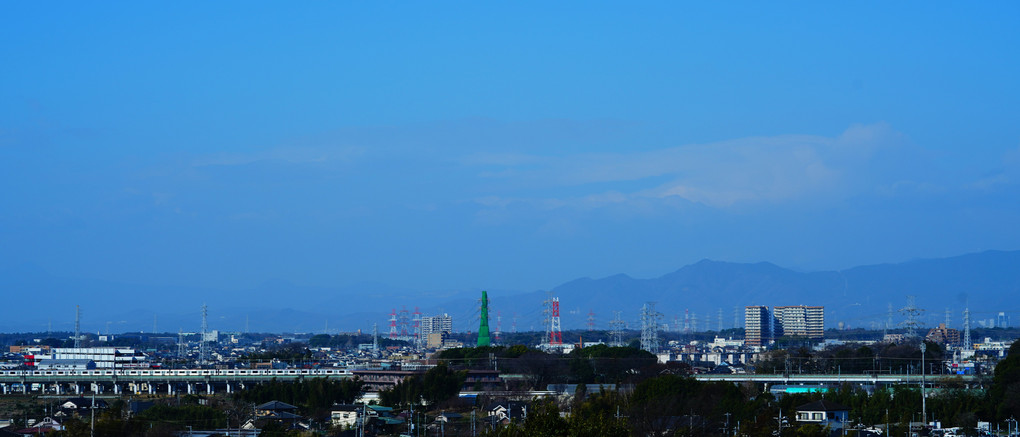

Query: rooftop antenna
<box><xmin>640</xmin><ymin>302</ymin><xmax>662</xmax><ymax>353</ymax></box>
<box><xmin>74</xmin><ymin>305</ymin><xmax>81</xmax><ymax>348</ymax></box>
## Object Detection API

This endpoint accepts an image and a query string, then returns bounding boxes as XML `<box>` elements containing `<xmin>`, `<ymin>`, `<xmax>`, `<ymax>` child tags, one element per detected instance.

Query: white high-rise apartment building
<box><xmin>420</xmin><ymin>314</ymin><xmax>453</xmax><ymax>337</ymax></box>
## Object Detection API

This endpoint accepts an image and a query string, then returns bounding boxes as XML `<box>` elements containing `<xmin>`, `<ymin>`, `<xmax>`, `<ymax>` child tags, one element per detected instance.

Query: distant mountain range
<box><xmin>2</xmin><ymin>250</ymin><xmax>1019</xmax><ymax>335</ymax></box>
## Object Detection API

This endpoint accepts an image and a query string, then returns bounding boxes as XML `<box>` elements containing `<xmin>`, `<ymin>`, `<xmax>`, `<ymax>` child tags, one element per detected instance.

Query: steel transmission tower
<box><xmin>372</xmin><ymin>323</ymin><xmax>379</xmax><ymax>354</ymax></box>
<box><xmin>963</xmin><ymin>307</ymin><xmax>972</xmax><ymax>350</ymax></box>
<box><xmin>548</xmin><ymin>297</ymin><xmax>562</xmax><ymax>346</ymax></box>
<box><xmin>885</xmin><ymin>303</ymin><xmax>893</xmax><ymax>337</ymax></box>
<box><xmin>495</xmin><ymin>311</ymin><xmax>502</xmax><ymax>342</ymax></box>
<box><xmin>640</xmin><ymin>302</ymin><xmax>662</xmax><ymax>353</ymax></box>
<box><xmin>398</xmin><ymin>307</ymin><xmax>410</xmax><ymax>340</ymax></box>
<box><xmin>609</xmin><ymin>311</ymin><xmax>625</xmax><ymax>346</ymax></box>
<box><xmin>74</xmin><ymin>305</ymin><xmax>82</xmax><ymax>348</ymax></box>
<box><xmin>388</xmin><ymin>309</ymin><xmax>398</xmax><ymax>340</ymax></box>
<box><xmin>477</xmin><ymin>291</ymin><xmax>491</xmax><ymax>347</ymax></box>
<box><xmin>200</xmin><ymin>304</ymin><xmax>209</xmax><ymax>364</ymax></box>
<box><xmin>899</xmin><ymin>296</ymin><xmax>924</xmax><ymax>338</ymax></box>
<box><xmin>542</xmin><ymin>293</ymin><xmax>552</xmax><ymax>345</ymax></box>
<box><xmin>177</xmin><ymin>329</ymin><xmax>186</xmax><ymax>359</ymax></box>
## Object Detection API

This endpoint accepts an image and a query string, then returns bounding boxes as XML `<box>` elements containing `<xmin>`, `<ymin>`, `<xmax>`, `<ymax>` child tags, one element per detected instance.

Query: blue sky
<box><xmin>2</xmin><ymin>2</ymin><xmax>1019</xmax><ymax>295</ymax></box>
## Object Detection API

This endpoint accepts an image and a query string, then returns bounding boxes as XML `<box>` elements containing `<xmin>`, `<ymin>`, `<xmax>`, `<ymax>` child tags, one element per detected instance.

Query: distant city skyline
<box><xmin>2</xmin><ymin>4</ymin><xmax>1019</xmax><ymax>324</ymax></box>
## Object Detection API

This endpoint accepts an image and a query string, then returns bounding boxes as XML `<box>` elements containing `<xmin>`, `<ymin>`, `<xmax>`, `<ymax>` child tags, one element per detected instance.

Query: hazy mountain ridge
<box><xmin>2</xmin><ymin>250</ymin><xmax>1018</xmax><ymax>334</ymax></box>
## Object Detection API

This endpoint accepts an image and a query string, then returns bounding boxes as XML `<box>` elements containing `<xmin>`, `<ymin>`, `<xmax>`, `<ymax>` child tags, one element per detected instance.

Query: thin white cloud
<box><xmin>468</xmin><ymin>123</ymin><xmax>915</xmax><ymax>209</ymax></box>
<box><xmin>191</xmin><ymin>146</ymin><xmax>364</xmax><ymax>167</ymax></box>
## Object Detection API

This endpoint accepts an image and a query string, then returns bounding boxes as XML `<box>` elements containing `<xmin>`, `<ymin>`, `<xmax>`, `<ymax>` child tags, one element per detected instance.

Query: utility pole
<box><xmin>920</xmin><ymin>342</ymin><xmax>927</xmax><ymax>428</ymax></box>
<box><xmin>90</xmin><ymin>392</ymin><xmax>96</xmax><ymax>437</ymax></box>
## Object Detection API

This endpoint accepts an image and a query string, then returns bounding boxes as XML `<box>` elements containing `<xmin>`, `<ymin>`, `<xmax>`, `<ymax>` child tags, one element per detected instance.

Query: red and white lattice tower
<box><xmin>398</xmin><ymin>306</ymin><xmax>410</xmax><ymax>339</ymax></box>
<box><xmin>549</xmin><ymin>297</ymin><xmax>563</xmax><ymax>345</ymax></box>
<box><xmin>412</xmin><ymin>307</ymin><xmax>422</xmax><ymax>345</ymax></box>
<box><xmin>388</xmin><ymin>309</ymin><xmax>398</xmax><ymax>339</ymax></box>
<box><xmin>587</xmin><ymin>309</ymin><xmax>596</xmax><ymax>332</ymax></box>
<box><xmin>683</xmin><ymin>309</ymin><xmax>691</xmax><ymax>334</ymax></box>
<box><xmin>495</xmin><ymin>311</ymin><xmax>502</xmax><ymax>342</ymax></box>
<box><xmin>673</xmin><ymin>316</ymin><xmax>681</xmax><ymax>332</ymax></box>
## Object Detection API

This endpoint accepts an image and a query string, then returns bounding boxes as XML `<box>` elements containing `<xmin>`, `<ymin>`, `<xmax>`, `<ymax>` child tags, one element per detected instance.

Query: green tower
<box><xmin>477</xmin><ymin>290</ymin><xmax>491</xmax><ymax>347</ymax></box>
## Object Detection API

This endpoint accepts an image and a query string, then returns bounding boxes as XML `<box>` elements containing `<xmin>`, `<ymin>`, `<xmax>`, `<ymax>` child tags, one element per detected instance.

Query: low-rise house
<box><xmin>255</xmin><ymin>400</ymin><xmax>298</xmax><ymax>417</ymax></box>
<box><xmin>11</xmin><ymin>417</ymin><xmax>63</xmax><ymax>436</ymax></box>
<box><xmin>330</xmin><ymin>404</ymin><xmax>362</xmax><ymax>428</ymax></box>
<box><xmin>487</xmin><ymin>402</ymin><xmax>527</xmax><ymax>424</ymax></box>
<box><xmin>435</xmin><ymin>412</ymin><xmax>461</xmax><ymax>423</ymax></box>
<box><xmin>58</xmin><ymin>397</ymin><xmax>108</xmax><ymax>416</ymax></box>
<box><xmin>255</xmin><ymin>400</ymin><xmax>302</xmax><ymax>427</ymax></box>
<box><xmin>795</xmin><ymin>400</ymin><xmax>849</xmax><ymax>430</ymax></box>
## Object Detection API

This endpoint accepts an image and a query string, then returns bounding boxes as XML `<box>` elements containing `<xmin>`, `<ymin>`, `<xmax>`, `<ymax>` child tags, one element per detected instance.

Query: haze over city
<box><xmin>2</xmin><ymin>3</ymin><xmax>1020</xmax><ymax>333</ymax></box>
<box><xmin>6</xmin><ymin>4</ymin><xmax>1020</xmax><ymax>437</ymax></box>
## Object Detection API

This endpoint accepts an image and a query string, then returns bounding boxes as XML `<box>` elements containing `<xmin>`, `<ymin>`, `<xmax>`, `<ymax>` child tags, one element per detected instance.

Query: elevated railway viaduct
<box><xmin>0</xmin><ymin>368</ymin><xmax>352</xmax><ymax>396</ymax></box>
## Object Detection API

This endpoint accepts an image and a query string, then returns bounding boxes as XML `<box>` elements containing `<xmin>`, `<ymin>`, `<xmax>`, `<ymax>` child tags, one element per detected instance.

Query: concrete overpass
<box><xmin>693</xmin><ymin>373</ymin><xmax>977</xmax><ymax>385</ymax></box>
